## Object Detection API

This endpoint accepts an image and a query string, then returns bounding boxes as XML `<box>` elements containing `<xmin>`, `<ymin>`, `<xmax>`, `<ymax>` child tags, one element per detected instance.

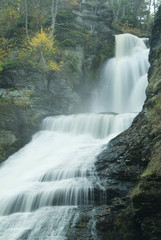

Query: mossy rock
<box><xmin>56</xmin><ymin>9</ymin><xmax>75</xmax><ymax>22</ymax></box>
<box><xmin>92</xmin><ymin>41</ymin><xmax>115</xmax><ymax>67</ymax></box>
<box><xmin>114</xmin><ymin>207</ymin><xmax>142</xmax><ymax>240</ymax></box>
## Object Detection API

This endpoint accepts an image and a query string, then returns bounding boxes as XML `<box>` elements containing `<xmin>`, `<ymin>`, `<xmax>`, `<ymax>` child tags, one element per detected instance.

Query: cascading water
<box><xmin>92</xmin><ymin>33</ymin><xmax>149</xmax><ymax>113</ymax></box>
<box><xmin>0</xmin><ymin>34</ymin><xmax>149</xmax><ymax>240</ymax></box>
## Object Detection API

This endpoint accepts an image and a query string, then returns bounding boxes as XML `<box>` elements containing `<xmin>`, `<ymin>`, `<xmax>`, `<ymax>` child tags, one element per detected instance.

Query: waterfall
<box><xmin>91</xmin><ymin>33</ymin><xmax>149</xmax><ymax>113</ymax></box>
<box><xmin>0</xmin><ymin>34</ymin><xmax>149</xmax><ymax>240</ymax></box>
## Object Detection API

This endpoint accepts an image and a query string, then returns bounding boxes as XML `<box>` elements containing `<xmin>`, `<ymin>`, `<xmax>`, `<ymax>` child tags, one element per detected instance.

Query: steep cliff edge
<box><xmin>94</xmin><ymin>5</ymin><xmax>161</xmax><ymax>240</ymax></box>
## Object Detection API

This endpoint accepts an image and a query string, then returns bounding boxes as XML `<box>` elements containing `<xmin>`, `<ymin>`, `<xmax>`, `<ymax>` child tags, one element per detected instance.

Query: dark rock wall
<box><xmin>93</xmin><ymin>5</ymin><xmax>161</xmax><ymax>240</ymax></box>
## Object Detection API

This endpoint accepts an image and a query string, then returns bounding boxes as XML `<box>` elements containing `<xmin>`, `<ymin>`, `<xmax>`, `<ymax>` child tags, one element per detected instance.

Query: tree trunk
<box><xmin>94</xmin><ymin>0</ymin><xmax>98</xmax><ymax>15</ymax></box>
<box><xmin>40</xmin><ymin>51</ymin><xmax>48</xmax><ymax>89</ymax></box>
<box><xmin>115</xmin><ymin>0</ymin><xmax>121</xmax><ymax>21</ymax></box>
<box><xmin>25</xmin><ymin>0</ymin><xmax>28</xmax><ymax>36</ymax></box>
<box><xmin>153</xmin><ymin>0</ymin><xmax>156</xmax><ymax>13</ymax></box>
<box><xmin>50</xmin><ymin>0</ymin><xmax>58</xmax><ymax>43</ymax></box>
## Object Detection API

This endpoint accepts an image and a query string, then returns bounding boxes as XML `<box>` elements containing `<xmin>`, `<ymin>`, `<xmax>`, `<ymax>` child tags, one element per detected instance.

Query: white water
<box><xmin>0</xmin><ymin>34</ymin><xmax>149</xmax><ymax>240</ymax></box>
<box><xmin>92</xmin><ymin>33</ymin><xmax>149</xmax><ymax>113</ymax></box>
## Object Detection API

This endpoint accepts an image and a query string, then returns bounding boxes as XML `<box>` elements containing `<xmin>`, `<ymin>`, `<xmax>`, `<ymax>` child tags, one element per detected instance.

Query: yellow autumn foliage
<box><xmin>0</xmin><ymin>37</ymin><xmax>9</xmax><ymax>71</ymax></box>
<box><xmin>48</xmin><ymin>60</ymin><xmax>63</xmax><ymax>71</ymax></box>
<box><xmin>21</xmin><ymin>28</ymin><xmax>63</xmax><ymax>72</ymax></box>
<box><xmin>0</xmin><ymin>37</ymin><xmax>8</xmax><ymax>57</ymax></box>
<box><xmin>28</xmin><ymin>28</ymin><xmax>54</xmax><ymax>52</ymax></box>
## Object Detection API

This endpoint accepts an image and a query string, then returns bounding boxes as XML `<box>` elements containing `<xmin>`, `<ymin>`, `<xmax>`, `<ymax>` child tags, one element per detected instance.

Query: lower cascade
<box><xmin>0</xmin><ymin>34</ymin><xmax>149</xmax><ymax>240</ymax></box>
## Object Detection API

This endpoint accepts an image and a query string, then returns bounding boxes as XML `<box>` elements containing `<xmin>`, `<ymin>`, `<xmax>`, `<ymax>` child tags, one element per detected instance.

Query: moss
<box><xmin>127</xmin><ymin>139</ymin><xmax>144</xmax><ymax>163</ymax></box>
<box><xmin>57</xmin><ymin>10</ymin><xmax>75</xmax><ymax>22</ymax></box>
<box><xmin>56</xmin><ymin>23</ymin><xmax>87</xmax><ymax>35</ymax></box>
<box><xmin>55</xmin><ymin>24</ymin><xmax>88</xmax><ymax>48</ymax></box>
<box><xmin>131</xmin><ymin>179</ymin><xmax>161</xmax><ymax>201</ymax></box>
<box><xmin>130</xmin><ymin>184</ymin><xmax>142</xmax><ymax>198</ymax></box>
<box><xmin>62</xmin><ymin>50</ymin><xmax>82</xmax><ymax>87</ymax></box>
<box><xmin>114</xmin><ymin>207</ymin><xmax>142</xmax><ymax>240</ymax></box>
<box><xmin>0</xmin><ymin>89</ymin><xmax>32</xmax><ymax>107</ymax></box>
<box><xmin>156</xmin><ymin>45</ymin><xmax>161</xmax><ymax>67</ymax></box>
<box><xmin>92</xmin><ymin>42</ymin><xmax>115</xmax><ymax>68</ymax></box>
<box><xmin>140</xmin><ymin>142</ymin><xmax>161</xmax><ymax>178</ymax></box>
<box><xmin>115</xmin><ymin>178</ymin><xmax>161</xmax><ymax>239</ymax></box>
<box><xmin>141</xmin><ymin>168</ymin><xmax>156</xmax><ymax>178</ymax></box>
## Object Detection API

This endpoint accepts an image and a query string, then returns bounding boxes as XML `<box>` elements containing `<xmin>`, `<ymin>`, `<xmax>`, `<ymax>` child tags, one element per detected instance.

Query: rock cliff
<box><xmin>0</xmin><ymin>70</ymin><xmax>80</xmax><ymax>161</ymax></box>
<box><xmin>55</xmin><ymin>2</ymin><xmax>114</xmax><ymax>98</ymax></box>
<box><xmin>93</xmin><ymin>5</ymin><xmax>161</xmax><ymax>240</ymax></box>
<box><xmin>0</xmin><ymin>2</ymin><xmax>114</xmax><ymax>162</ymax></box>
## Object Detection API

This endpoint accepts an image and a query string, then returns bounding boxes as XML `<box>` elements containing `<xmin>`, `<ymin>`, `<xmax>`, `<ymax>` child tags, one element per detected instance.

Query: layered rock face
<box><xmin>55</xmin><ymin>1</ymin><xmax>114</xmax><ymax>95</ymax></box>
<box><xmin>0</xmin><ymin>70</ymin><xmax>81</xmax><ymax>162</ymax></box>
<box><xmin>93</xmin><ymin>5</ymin><xmax>161</xmax><ymax>240</ymax></box>
<box><xmin>0</xmin><ymin>2</ymin><xmax>114</xmax><ymax>162</ymax></box>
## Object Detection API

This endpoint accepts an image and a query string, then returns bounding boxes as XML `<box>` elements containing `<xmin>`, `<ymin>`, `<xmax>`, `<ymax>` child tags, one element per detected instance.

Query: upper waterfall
<box><xmin>91</xmin><ymin>33</ymin><xmax>149</xmax><ymax>114</ymax></box>
<box><xmin>115</xmin><ymin>33</ymin><xmax>146</xmax><ymax>58</ymax></box>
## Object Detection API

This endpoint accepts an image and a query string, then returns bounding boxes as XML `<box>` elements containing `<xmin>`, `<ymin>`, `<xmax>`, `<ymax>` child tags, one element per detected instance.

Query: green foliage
<box><xmin>1</xmin><ymin>58</ymin><xmax>22</xmax><ymax>71</ymax></box>
<box><xmin>62</xmin><ymin>50</ymin><xmax>82</xmax><ymax>87</ymax></box>
<box><xmin>57</xmin><ymin>9</ymin><xmax>75</xmax><ymax>21</ymax></box>
<box><xmin>0</xmin><ymin>1</ymin><xmax>82</xmax><ymax>77</ymax></box>
<box><xmin>156</xmin><ymin>43</ymin><xmax>161</xmax><ymax>67</ymax></box>
<box><xmin>55</xmin><ymin>23</ymin><xmax>87</xmax><ymax>48</ymax></box>
<box><xmin>0</xmin><ymin>37</ymin><xmax>10</xmax><ymax>72</ymax></box>
<box><xmin>0</xmin><ymin>3</ymin><xmax>21</xmax><ymax>38</ymax></box>
<box><xmin>93</xmin><ymin>42</ymin><xmax>115</xmax><ymax>67</ymax></box>
<box><xmin>19</xmin><ymin>28</ymin><xmax>63</xmax><ymax>73</ymax></box>
<box><xmin>107</xmin><ymin>0</ymin><xmax>155</xmax><ymax>36</ymax></box>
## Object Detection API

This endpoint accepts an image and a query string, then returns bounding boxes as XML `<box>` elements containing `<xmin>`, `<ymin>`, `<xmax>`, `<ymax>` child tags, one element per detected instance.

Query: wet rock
<box><xmin>93</xmin><ymin>5</ymin><xmax>161</xmax><ymax>240</ymax></box>
<box><xmin>55</xmin><ymin>2</ymin><xmax>114</xmax><ymax>99</ymax></box>
<box><xmin>0</xmin><ymin>69</ymin><xmax>81</xmax><ymax>162</ymax></box>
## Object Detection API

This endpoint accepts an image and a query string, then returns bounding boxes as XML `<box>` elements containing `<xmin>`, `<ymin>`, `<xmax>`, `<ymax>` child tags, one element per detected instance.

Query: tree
<box><xmin>150</xmin><ymin>0</ymin><xmax>161</xmax><ymax>14</ymax></box>
<box><xmin>21</xmin><ymin>28</ymin><xmax>63</xmax><ymax>88</ymax></box>
<box><xmin>50</xmin><ymin>0</ymin><xmax>79</xmax><ymax>41</ymax></box>
<box><xmin>50</xmin><ymin>0</ymin><xmax>58</xmax><ymax>42</ymax></box>
<box><xmin>0</xmin><ymin>2</ymin><xmax>20</xmax><ymax>37</ymax></box>
<box><xmin>105</xmin><ymin>0</ymin><xmax>156</xmax><ymax>35</ymax></box>
<box><xmin>0</xmin><ymin>37</ymin><xmax>9</xmax><ymax>71</ymax></box>
<box><xmin>25</xmin><ymin>0</ymin><xmax>28</xmax><ymax>36</ymax></box>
